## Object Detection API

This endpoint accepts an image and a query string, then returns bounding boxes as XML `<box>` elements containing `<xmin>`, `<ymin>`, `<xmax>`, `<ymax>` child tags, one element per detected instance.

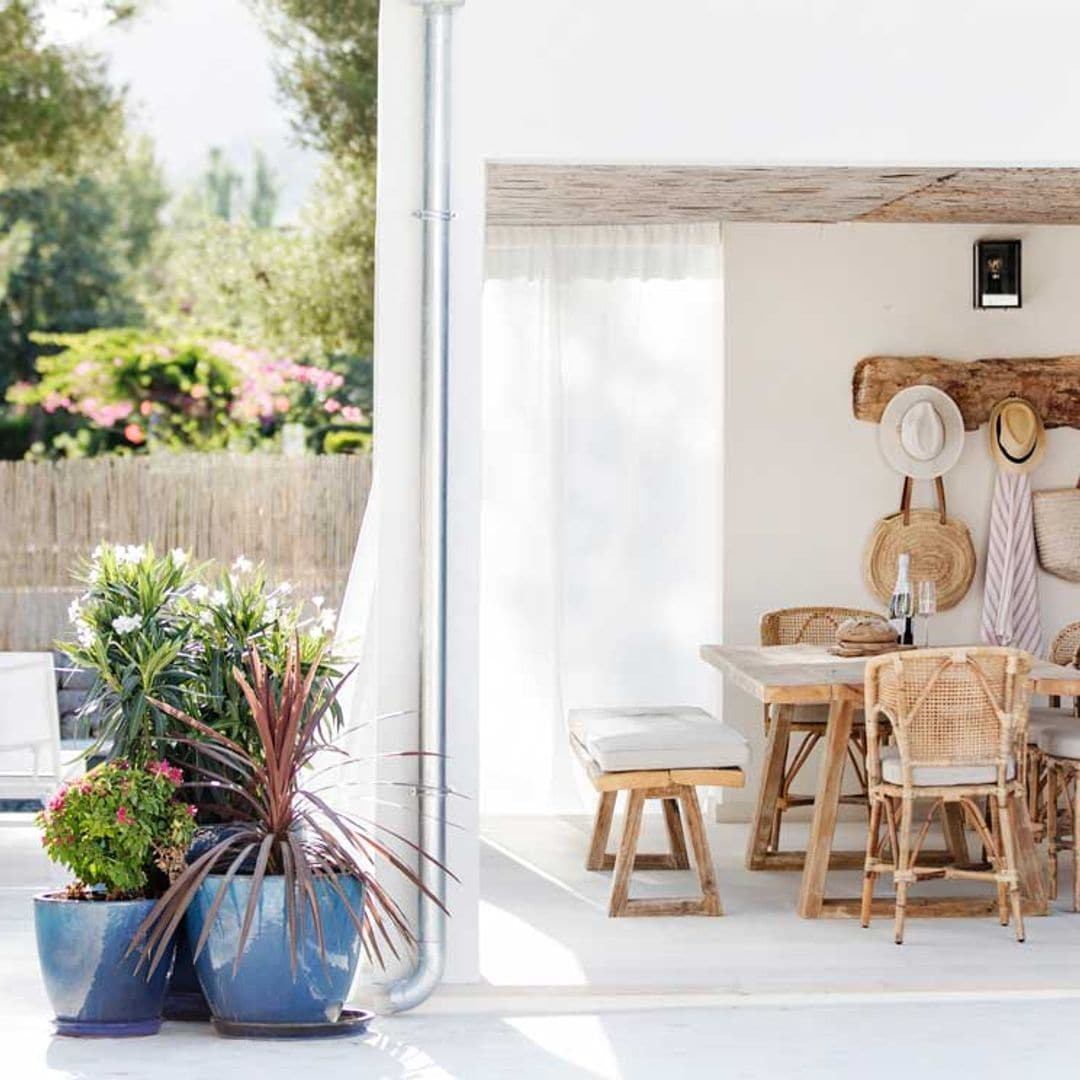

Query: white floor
<box><xmin>5</xmin><ymin>812</ymin><xmax>1080</xmax><ymax>1078</ymax></box>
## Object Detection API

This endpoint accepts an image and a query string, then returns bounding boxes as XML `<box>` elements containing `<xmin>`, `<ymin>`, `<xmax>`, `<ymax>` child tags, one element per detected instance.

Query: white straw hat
<box><xmin>879</xmin><ymin>385</ymin><xmax>965</xmax><ymax>479</ymax></box>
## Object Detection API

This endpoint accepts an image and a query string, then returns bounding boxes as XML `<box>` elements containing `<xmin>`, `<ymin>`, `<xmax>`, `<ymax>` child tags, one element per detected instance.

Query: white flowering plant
<box><xmin>61</xmin><ymin>544</ymin><xmax>342</xmax><ymax>817</ymax></box>
<box><xmin>64</xmin><ymin>544</ymin><xmax>198</xmax><ymax>767</ymax></box>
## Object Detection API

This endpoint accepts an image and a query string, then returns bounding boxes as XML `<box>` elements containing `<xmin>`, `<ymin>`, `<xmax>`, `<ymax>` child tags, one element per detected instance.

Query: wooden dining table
<box><xmin>700</xmin><ymin>642</ymin><xmax>1080</xmax><ymax>919</ymax></box>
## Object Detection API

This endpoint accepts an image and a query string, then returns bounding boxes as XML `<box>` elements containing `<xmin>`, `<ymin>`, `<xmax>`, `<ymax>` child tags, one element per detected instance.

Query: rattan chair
<box><xmin>860</xmin><ymin>647</ymin><xmax>1032</xmax><ymax>944</ymax></box>
<box><xmin>1027</xmin><ymin>622</ymin><xmax>1080</xmax><ymax>838</ymax></box>
<box><xmin>759</xmin><ymin>606</ymin><xmax>880</xmax><ymax>852</ymax></box>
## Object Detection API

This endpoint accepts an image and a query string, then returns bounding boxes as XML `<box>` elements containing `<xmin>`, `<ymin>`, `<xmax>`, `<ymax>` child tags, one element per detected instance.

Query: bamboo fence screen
<box><xmin>0</xmin><ymin>453</ymin><xmax>372</xmax><ymax>649</ymax></box>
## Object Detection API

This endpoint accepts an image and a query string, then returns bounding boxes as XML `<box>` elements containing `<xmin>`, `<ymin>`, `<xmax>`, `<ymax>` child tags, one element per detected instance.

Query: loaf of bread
<box><xmin>836</xmin><ymin>616</ymin><xmax>897</xmax><ymax>645</ymax></box>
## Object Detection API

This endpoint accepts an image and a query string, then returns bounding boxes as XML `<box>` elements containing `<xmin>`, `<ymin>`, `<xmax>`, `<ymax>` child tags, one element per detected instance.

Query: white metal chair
<box><xmin>0</xmin><ymin>653</ymin><xmax>64</xmax><ymax>804</ymax></box>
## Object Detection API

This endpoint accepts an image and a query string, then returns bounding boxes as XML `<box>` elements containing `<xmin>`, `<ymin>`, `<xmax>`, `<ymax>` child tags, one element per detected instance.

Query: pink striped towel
<box><xmin>981</xmin><ymin>471</ymin><xmax>1043</xmax><ymax>656</ymax></box>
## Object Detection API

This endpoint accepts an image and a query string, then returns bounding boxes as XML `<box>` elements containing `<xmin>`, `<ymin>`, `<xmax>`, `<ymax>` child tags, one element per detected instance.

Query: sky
<box><xmin>42</xmin><ymin>0</ymin><xmax>324</xmax><ymax>223</ymax></box>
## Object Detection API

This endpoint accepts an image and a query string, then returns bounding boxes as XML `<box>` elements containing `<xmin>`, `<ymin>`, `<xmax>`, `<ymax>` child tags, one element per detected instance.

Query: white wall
<box><xmin>721</xmin><ymin>222</ymin><xmax>1080</xmax><ymax>814</ymax></box>
<box><xmin>375</xmin><ymin>0</ymin><xmax>1080</xmax><ymax>981</ymax></box>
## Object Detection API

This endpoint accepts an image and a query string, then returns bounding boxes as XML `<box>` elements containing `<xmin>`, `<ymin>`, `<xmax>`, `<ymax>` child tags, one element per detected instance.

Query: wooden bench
<box><xmin>568</xmin><ymin>707</ymin><xmax>748</xmax><ymax>917</ymax></box>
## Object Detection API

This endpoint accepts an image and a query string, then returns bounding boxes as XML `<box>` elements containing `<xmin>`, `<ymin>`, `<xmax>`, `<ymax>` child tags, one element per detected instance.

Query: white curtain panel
<box><xmin>480</xmin><ymin>223</ymin><xmax>724</xmax><ymax>814</ymax></box>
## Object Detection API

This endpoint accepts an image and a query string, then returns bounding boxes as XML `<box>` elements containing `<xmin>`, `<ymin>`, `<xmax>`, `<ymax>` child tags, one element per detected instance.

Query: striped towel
<box><xmin>981</xmin><ymin>470</ymin><xmax>1043</xmax><ymax>656</ymax></box>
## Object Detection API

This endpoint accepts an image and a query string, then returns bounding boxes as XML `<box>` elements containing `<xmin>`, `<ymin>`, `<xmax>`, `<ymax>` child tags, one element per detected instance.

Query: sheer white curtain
<box><xmin>480</xmin><ymin>224</ymin><xmax>724</xmax><ymax>815</ymax></box>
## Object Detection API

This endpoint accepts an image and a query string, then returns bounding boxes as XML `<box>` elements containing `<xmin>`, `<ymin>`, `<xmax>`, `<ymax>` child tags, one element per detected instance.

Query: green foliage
<box><xmin>37</xmin><ymin>759</ymin><xmax>197</xmax><ymax>900</ymax></box>
<box><xmin>63</xmin><ymin>544</ymin><xmax>200</xmax><ymax>765</ymax></box>
<box><xmin>61</xmin><ymin>543</ymin><xmax>342</xmax><ymax>784</ymax></box>
<box><xmin>0</xmin><ymin>139</ymin><xmax>168</xmax><ymax>383</ymax></box>
<box><xmin>204</xmin><ymin>147</ymin><xmax>243</xmax><ymax>223</ymax></box>
<box><xmin>253</xmin><ymin>0</ymin><xmax>378</xmax><ymax>161</ymax></box>
<box><xmin>0</xmin><ymin>0</ymin><xmax>124</xmax><ymax>184</ymax></box>
<box><xmin>321</xmin><ymin>428</ymin><xmax>370</xmax><ymax>456</ymax></box>
<box><xmin>7</xmin><ymin>328</ymin><xmax>368</xmax><ymax>458</ymax></box>
<box><xmin>146</xmin><ymin>156</ymin><xmax>374</xmax><ymax>366</ymax></box>
<box><xmin>250</xmin><ymin>149</ymin><xmax>278</xmax><ymax>229</ymax></box>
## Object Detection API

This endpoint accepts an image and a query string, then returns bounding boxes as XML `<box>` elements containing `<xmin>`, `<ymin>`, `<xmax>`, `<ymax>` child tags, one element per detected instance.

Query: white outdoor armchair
<box><xmin>0</xmin><ymin>653</ymin><xmax>64</xmax><ymax>804</ymax></box>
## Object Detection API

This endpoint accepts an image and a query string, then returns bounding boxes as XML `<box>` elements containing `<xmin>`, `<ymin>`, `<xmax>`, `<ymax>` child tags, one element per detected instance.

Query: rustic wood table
<box><xmin>701</xmin><ymin>643</ymin><xmax>1080</xmax><ymax>919</ymax></box>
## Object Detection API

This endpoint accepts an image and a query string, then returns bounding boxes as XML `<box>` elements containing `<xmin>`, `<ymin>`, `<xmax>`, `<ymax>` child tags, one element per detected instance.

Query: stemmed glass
<box><xmin>917</xmin><ymin>580</ymin><xmax>937</xmax><ymax>647</ymax></box>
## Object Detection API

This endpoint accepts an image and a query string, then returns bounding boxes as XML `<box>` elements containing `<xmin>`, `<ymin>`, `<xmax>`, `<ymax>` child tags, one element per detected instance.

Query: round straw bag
<box><xmin>864</xmin><ymin>477</ymin><xmax>976</xmax><ymax>611</ymax></box>
<box><xmin>1033</xmin><ymin>477</ymin><xmax>1080</xmax><ymax>582</ymax></box>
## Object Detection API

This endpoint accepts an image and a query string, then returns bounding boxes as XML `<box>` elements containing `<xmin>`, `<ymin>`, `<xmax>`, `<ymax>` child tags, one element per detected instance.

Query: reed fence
<box><xmin>0</xmin><ymin>453</ymin><xmax>372</xmax><ymax>650</ymax></box>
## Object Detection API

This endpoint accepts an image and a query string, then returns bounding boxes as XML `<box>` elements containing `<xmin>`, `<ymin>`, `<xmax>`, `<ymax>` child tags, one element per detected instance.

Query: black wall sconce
<box><xmin>974</xmin><ymin>239</ymin><xmax>1021</xmax><ymax>309</ymax></box>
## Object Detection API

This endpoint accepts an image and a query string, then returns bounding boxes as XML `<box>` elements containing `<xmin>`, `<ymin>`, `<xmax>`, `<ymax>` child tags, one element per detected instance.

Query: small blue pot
<box><xmin>34</xmin><ymin>893</ymin><xmax>174</xmax><ymax>1037</ymax></box>
<box><xmin>185</xmin><ymin>874</ymin><xmax>365</xmax><ymax>1025</ymax></box>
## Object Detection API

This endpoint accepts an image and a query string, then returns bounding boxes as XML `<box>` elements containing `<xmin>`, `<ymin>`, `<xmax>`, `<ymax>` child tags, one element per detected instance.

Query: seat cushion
<box><xmin>880</xmin><ymin>745</ymin><xmax>1015</xmax><ymax>786</ymax></box>
<box><xmin>1027</xmin><ymin>706</ymin><xmax>1079</xmax><ymax>743</ymax></box>
<box><xmin>567</xmin><ymin>706</ymin><xmax>750</xmax><ymax>773</ymax></box>
<box><xmin>1039</xmin><ymin>725</ymin><xmax>1080</xmax><ymax>759</ymax></box>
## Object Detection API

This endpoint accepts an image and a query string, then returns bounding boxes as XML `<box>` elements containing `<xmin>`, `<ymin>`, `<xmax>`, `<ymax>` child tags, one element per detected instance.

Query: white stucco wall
<box><xmin>375</xmin><ymin>0</ymin><xmax>1080</xmax><ymax>981</ymax></box>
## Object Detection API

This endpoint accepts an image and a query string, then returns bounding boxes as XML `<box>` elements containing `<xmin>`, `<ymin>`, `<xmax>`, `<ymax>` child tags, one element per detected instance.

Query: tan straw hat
<box><xmin>988</xmin><ymin>396</ymin><xmax>1045</xmax><ymax>474</ymax></box>
<box><xmin>879</xmin><ymin>385</ymin><xmax>965</xmax><ymax>479</ymax></box>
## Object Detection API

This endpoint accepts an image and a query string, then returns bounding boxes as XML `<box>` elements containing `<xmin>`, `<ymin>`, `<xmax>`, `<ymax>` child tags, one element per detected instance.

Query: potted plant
<box><xmin>132</xmin><ymin>641</ymin><xmax>442</xmax><ymax>1036</ymax></box>
<box><xmin>34</xmin><ymin>759</ymin><xmax>197</xmax><ymax>1036</ymax></box>
<box><xmin>61</xmin><ymin>542</ymin><xmax>342</xmax><ymax>1020</ymax></box>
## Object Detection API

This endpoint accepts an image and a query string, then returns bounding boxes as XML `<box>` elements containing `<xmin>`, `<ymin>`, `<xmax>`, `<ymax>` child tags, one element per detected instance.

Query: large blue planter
<box><xmin>34</xmin><ymin>893</ymin><xmax>174</xmax><ymax>1037</ymax></box>
<box><xmin>185</xmin><ymin>874</ymin><xmax>365</xmax><ymax>1025</ymax></box>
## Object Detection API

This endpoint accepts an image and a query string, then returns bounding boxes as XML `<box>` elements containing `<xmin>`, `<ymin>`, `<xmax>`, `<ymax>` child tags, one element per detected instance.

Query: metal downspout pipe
<box><xmin>383</xmin><ymin>0</ymin><xmax>462</xmax><ymax>1013</ymax></box>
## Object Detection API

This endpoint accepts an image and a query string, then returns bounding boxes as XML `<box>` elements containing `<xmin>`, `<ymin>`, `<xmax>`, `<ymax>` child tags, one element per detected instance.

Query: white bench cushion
<box><xmin>568</xmin><ymin>706</ymin><xmax>750</xmax><ymax>773</ymax></box>
<box><xmin>1039</xmin><ymin>725</ymin><xmax>1080</xmax><ymax>759</ymax></box>
<box><xmin>880</xmin><ymin>745</ymin><xmax>1015</xmax><ymax>787</ymax></box>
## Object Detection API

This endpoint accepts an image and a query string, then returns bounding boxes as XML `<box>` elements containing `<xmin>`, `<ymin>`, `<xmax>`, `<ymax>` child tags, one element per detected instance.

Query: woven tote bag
<box><xmin>864</xmin><ymin>477</ymin><xmax>976</xmax><ymax>611</ymax></box>
<box><xmin>1033</xmin><ymin>478</ymin><xmax>1080</xmax><ymax>582</ymax></box>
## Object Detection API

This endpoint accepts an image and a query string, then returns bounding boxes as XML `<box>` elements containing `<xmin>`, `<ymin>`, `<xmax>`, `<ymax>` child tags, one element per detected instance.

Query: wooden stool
<box><xmin>568</xmin><ymin>707</ymin><xmax>748</xmax><ymax>917</ymax></box>
<box><xmin>1040</xmin><ymin>725</ymin><xmax>1080</xmax><ymax>908</ymax></box>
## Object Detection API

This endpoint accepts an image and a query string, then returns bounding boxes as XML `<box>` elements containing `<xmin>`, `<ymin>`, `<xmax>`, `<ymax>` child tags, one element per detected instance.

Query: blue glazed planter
<box><xmin>34</xmin><ymin>893</ymin><xmax>174</xmax><ymax>1037</ymax></box>
<box><xmin>185</xmin><ymin>874</ymin><xmax>365</xmax><ymax>1025</ymax></box>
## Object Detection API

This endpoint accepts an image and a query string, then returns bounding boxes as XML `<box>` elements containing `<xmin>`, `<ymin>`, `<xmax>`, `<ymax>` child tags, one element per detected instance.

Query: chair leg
<box><xmin>997</xmin><ymin>792</ymin><xmax>1025</xmax><ymax>942</ymax></box>
<box><xmin>893</xmin><ymin>796</ymin><xmax>913</xmax><ymax>945</ymax></box>
<box><xmin>989</xmin><ymin>796</ymin><xmax>1009</xmax><ymax>926</ymax></box>
<box><xmin>586</xmin><ymin>790</ymin><xmax>617</xmax><ymax>871</ymax></box>
<box><xmin>662</xmin><ymin>797</ymin><xmax>691</xmax><ymax>870</ymax></box>
<box><xmin>679</xmin><ymin>786</ymin><xmax>722</xmax><ymax>916</ymax></box>
<box><xmin>1048</xmin><ymin>763</ymin><xmax>1059</xmax><ymax>900</ymax></box>
<box><xmin>1072</xmin><ymin>773</ymin><xmax>1080</xmax><ymax>914</ymax></box>
<box><xmin>608</xmin><ymin>790</ymin><xmax>645</xmax><ymax>917</ymax></box>
<box><xmin>861</xmin><ymin>797</ymin><xmax>882</xmax><ymax>928</ymax></box>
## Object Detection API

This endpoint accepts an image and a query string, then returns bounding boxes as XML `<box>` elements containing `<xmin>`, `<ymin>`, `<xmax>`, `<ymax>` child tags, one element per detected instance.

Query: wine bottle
<box><xmin>889</xmin><ymin>552</ymin><xmax>914</xmax><ymax>646</ymax></box>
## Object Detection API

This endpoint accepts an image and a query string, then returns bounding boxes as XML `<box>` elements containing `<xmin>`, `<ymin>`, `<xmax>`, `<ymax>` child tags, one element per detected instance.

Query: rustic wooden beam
<box><xmin>852</xmin><ymin>355</ymin><xmax>1080</xmax><ymax>430</ymax></box>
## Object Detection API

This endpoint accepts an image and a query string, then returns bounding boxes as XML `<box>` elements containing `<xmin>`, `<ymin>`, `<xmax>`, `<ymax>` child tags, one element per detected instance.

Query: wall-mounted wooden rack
<box><xmin>853</xmin><ymin>356</ymin><xmax>1080</xmax><ymax>430</ymax></box>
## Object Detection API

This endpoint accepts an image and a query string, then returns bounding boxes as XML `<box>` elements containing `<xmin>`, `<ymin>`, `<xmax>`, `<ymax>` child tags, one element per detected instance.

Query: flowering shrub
<box><xmin>37</xmin><ymin>759</ymin><xmax>197</xmax><ymax>900</ymax></box>
<box><xmin>64</xmin><ymin>543</ymin><xmax>342</xmax><ymax>795</ymax></box>
<box><xmin>6</xmin><ymin>329</ymin><xmax>369</xmax><ymax>459</ymax></box>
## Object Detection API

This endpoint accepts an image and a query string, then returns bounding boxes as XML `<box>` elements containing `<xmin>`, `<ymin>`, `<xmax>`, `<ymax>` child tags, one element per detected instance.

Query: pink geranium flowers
<box><xmin>148</xmin><ymin>760</ymin><xmax>183</xmax><ymax>786</ymax></box>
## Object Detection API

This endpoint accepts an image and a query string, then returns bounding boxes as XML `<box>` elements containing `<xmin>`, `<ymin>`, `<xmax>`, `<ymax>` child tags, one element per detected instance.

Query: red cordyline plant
<box><xmin>130</xmin><ymin>639</ymin><xmax>450</xmax><ymax>977</ymax></box>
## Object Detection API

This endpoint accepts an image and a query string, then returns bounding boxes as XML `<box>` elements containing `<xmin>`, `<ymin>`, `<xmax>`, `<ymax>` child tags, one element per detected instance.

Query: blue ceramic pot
<box><xmin>34</xmin><ymin>893</ymin><xmax>174</xmax><ymax>1037</ymax></box>
<box><xmin>185</xmin><ymin>874</ymin><xmax>365</xmax><ymax>1025</ymax></box>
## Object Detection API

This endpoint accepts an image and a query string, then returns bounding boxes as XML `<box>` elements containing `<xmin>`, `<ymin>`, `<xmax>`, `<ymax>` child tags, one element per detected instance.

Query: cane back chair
<box><xmin>1026</xmin><ymin>622</ymin><xmax>1080</xmax><ymax>839</ymax></box>
<box><xmin>861</xmin><ymin>647</ymin><xmax>1031</xmax><ymax>944</ymax></box>
<box><xmin>759</xmin><ymin>606</ymin><xmax>880</xmax><ymax>852</ymax></box>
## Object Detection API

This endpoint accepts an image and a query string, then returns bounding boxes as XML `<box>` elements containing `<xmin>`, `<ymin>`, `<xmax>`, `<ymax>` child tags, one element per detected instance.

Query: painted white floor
<box><xmin>479</xmin><ymin>813</ymin><xmax>1080</xmax><ymax>994</ymax></box>
<box><xmin>5</xmin><ymin>813</ymin><xmax>1080</xmax><ymax>1078</ymax></box>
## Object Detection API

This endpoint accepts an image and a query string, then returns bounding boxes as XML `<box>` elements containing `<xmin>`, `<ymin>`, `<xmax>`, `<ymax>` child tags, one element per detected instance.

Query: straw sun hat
<box><xmin>988</xmin><ymin>396</ymin><xmax>1045</xmax><ymax>473</ymax></box>
<box><xmin>878</xmin><ymin>385</ymin><xmax>965</xmax><ymax>480</ymax></box>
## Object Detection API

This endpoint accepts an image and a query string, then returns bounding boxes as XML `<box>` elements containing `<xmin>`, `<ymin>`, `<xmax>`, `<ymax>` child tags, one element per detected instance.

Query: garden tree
<box><xmin>250</xmin><ymin>150</ymin><xmax>279</xmax><ymax>229</ymax></box>
<box><xmin>252</xmin><ymin>0</ymin><xmax>379</xmax><ymax>161</ymax></box>
<box><xmin>204</xmin><ymin>147</ymin><xmax>244</xmax><ymax>223</ymax></box>
<box><xmin>146</xmin><ymin>155</ymin><xmax>374</xmax><ymax>369</ymax></box>
<box><xmin>0</xmin><ymin>0</ymin><xmax>125</xmax><ymax>185</ymax></box>
<box><xmin>0</xmin><ymin>138</ymin><xmax>168</xmax><ymax>381</ymax></box>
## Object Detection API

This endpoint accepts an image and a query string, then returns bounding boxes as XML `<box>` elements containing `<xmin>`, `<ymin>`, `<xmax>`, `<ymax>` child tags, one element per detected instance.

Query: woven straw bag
<box><xmin>1033</xmin><ymin>477</ymin><xmax>1080</xmax><ymax>582</ymax></box>
<box><xmin>864</xmin><ymin>477</ymin><xmax>976</xmax><ymax>611</ymax></box>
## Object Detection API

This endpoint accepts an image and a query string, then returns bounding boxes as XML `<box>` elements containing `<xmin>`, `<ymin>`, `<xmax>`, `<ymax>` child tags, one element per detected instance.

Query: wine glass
<box><xmin>917</xmin><ymin>580</ymin><xmax>937</xmax><ymax>647</ymax></box>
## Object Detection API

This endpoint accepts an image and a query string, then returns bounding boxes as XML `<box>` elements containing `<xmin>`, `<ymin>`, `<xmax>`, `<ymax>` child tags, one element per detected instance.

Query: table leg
<box><xmin>1010</xmin><ymin>792</ymin><xmax>1048</xmax><ymax>915</ymax></box>
<box><xmin>797</xmin><ymin>695</ymin><xmax>855</xmax><ymax>918</ymax></box>
<box><xmin>745</xmin><ymin>703</ymin><xmax>794</xmax><ymax>870</ymax></box>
